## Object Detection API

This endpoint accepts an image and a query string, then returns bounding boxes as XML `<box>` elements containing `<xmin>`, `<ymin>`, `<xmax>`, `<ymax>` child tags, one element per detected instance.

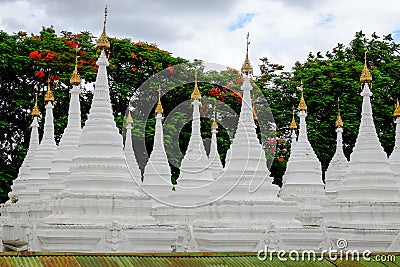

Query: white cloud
<box><xmin>1</xmin><ymin>0</ymin><xmax>400</xmax><ymax>75</ymax></box>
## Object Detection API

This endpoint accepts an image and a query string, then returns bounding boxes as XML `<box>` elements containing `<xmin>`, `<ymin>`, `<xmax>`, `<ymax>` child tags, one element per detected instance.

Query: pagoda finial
<box><xmin>191</xmin><ymin>71</ymin><xmax>201</xmax><ymax>100</ymax></box>
<box><xmin>290</xmin><ymin>107</ymin><xmax>297</xmax><ymax>130</ymax></box>
<box><xmin>211</xmin><ymin>106</ymin><xmax>218</xmax><ymax>130</ymax></box>
<box><xmin>126</xmin><ymin>102</ymin><xmax>134</xmax><ymax>125</ymax></box>
<box><xmin>126</xmin><ymin>111</ymin><xmax>133</xmax><ymax>125</ymax></box>
<box><xmin>70</xmin><ymin>49</ymin><xmax>81</xmax><ymax>85</ymax></box>
<box><xmin>97</xmin><ymin>5</ymin><xmax>110</xmax><ymax>51</ymax></box>
<box><xmin>31</xmin><ymin>86</ymin><xmax>40</xmax><ymax>117</ymax></box>
<box><xmin>155</xmin><ymin>86</ymin><xmax>164</xmax><ymax>114</ymax></box>
<box><xmin>44</xmin><ymin>79</ymin><xmax>55</xmax><ymax>104</ymax></box>
<box><xmin>335</xmin><ymin>97</ymin><xmax>344</xmax><ymax>128</ymax></box>
<box><xmin>241</xmin><ymin>32</ymin><xmax>253</xmax><ymax>75</ymax></box>
<box><xmin>298</xmin><ymin>80</ymin><xmax>307</xmax><ymax>111</ymax></box>
<box><xmin>360</xmin><ymin>46</ymin><xmax>372</xmax><ymax>85</ymax></box>
<box><xmin>394</xmin><ymin>99</ymin><xmax>400</xmax><ymax>118</ymax></box>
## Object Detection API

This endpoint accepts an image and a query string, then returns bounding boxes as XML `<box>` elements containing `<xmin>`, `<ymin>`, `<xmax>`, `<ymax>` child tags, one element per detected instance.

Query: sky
<box><xmin>0</xmin><ymin>0</ymin><xmax>400</xmax><ymax>75</ymax></box>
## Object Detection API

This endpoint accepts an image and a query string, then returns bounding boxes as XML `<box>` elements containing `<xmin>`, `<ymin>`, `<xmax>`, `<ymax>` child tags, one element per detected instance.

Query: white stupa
<box><xmin>17</xmin><ymin>82</ymin><xmax>57</xmax><ymax>203</ymax></box>
<box><xmin>211</xmin><ymin>36</ymin><xmax>280</xmax><ymax>202</ymax></box>
<box><xmin>321</xmin><ymin>49</ymin><xmax>400</xmax><ymax>251</ymax></box>
<box><xmin>41</xmin><ymin>9</ymin><xmax>153</xmax><ymax>224</ymax></box>
<box><xmin>194</xmin><ymin>35</ymin><xmax>305</xmax><ymax>251</ymax></box>
<box><xmin>38</xmin><ymin>9</ymin><xmax>179</xmax><ymax>252</ymax></box>
<box><xmin>337</xmin><ymin>49</ymin><xmax>397</xmax><ymax>201</ymax></box>
<box><xmin>389</xmin><ymin>100</ymin><xmax>400</xmax><ymax>172</ymax></box>
<box><xmin>177</xmin><ymin>72</ymin><xmax>214</xmax><ymax>187</ymax></box>
<box><xmin>142</xmin><ymin>92</ymin><xmax>173</xmax><ymax>206</ymax></box>
<box><xmin>1</xmin><ymin>91</ymin><xmax>42</xmax><ymax>247</ymax></box>
<box><xmin>8</xmin><ymin>89</ymin><xmax>41</xmax><ymax>202</ymax></box>
<box><xmin>208</xmin><ymin>109</ymin><xmax>223</xmax><ymax>179</ymax></box>
<box><xmin>325</xmin><ymin>105</ymin><xmax>348</xmax><ymax>198</ymax></box>
<box><xmin>41</xmin><ymin>55</ymin><xmax>83</xmax><ymax>200</ymax></box>
<box><xmin>1</xmin><ymin>83</ymin><xmax>57</xmax><ymax>250</ymax></box>
<box><xmin>279</xmin><ymin>82</ymin><xmax>325</xmax><ymax>203</ymax></box>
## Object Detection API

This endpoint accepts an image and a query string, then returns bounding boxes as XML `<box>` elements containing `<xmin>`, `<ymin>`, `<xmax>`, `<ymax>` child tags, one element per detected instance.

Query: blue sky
<box><xmin>0</xmin><ymin>0</ymin><xmax>399</xmax><ymax>74</ymax></box>
<box><xmin>229</xmin><ymin>13</ymin><xmax>255</xmax><ymax>31</ymax></box>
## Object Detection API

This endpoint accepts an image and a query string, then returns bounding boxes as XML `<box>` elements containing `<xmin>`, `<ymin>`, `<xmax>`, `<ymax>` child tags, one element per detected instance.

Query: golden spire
<box><xmin>126</xmin><ymin>110</ymin><xmax>134</xmax><ymax>125</ymax></box>
<box><xmin>335</xmin><ymin>98</ymin><xmax>343</xmax><ymax>128</ymax></box>
<box><xmin>44</xmin><ymin>79</ymin><xmax>55</xmax><ymax>104</ymax></box>
<box><xmin>97</xmin><ymin>6</ymin><xmax>111</xmax><ymax>51</ymax></box>
<box><xmin>155</xmin><ymin>86</ymin><xmax>164</xmax><ymax>114</ymax></box>
<box><xmin>31</xmin><ymin>87</ymin><xmax>40</xmax><ymax>117</ymax></box>
<box><xmin>191</xmin><ymin>71</ymin><xmax>201</xmax><ymax>100</ymax></box>
<box><xmin>241</xmin><ymin>32</ymin><xmax>253</xmax><ymax>75</ymax></box>
<box><xmin>298</xmin><ymin>81</ymin><xmax>307</xmax><ymax>111</ymax></box>
<box><xmin>211</xmin><ymin>106</ymin><xmax>218</xmax><ymax>130</ymax></box>
<box><xmin>70</xmin><ymin>49</ymin><xmax>81</xmax><ymax>85</ymax></box>
<box><xmin>360</xmin><ymin>46</ymin><xmax>372</xmax><ymax>85</ymax></box>
<box><xmin>289</xmin><ymin>108</ymin><xmax>297</xmax><ymax>130</ymax></box>
<box><xmin>394</xmin><ymin>99</ymin><xmax>400</xmax><ymax>118</ymax></box>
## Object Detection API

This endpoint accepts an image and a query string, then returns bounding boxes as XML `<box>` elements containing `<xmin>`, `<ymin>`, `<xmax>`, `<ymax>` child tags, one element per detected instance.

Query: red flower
<box><xmin>329</xmin><ymin>72</ymin><xmax>334</xmax><ymax>77</ymax></box>
<box><xmin>93</xmin><ymin>66</ymin><xmax>98</xmax><ymax>71</ymax></box>
<box><xmin>45</xmin><ymin>54</ymin><xmax>54</xmax><ymax>61</ymax></box>
<box><xmin>65</xmin><ymin>40</ymin><xmax>78</xmax><ymax>48</ymax></box>
<box><xmin>209</xmin><ymin>88</ymin><xmax>219</xmax><ymax>97</ymax></box>
<box><xmin>34</xmin><ymin>70</ymin><xmax>45</xmax><ymax>78</ymax></box>
<box><xmin>131</xmin><ymin>67</ymin><xmax>137</xmax><ymax>72</ymax></box>
<box><xmin>131</xmin><ymin>53</ymin><xmax>137</xmax><ymax>58</ymax></box>
<box><xmin>29</xmin><ymin>50</ymin><xmax>42</xmax><ymax>59</ymax></box>
<box><xmin>278</xmin><ymin>157</ymin><xmax>285</xmax><ymax>163</ymax></box>
<box><xmin>50</xmin><ymin>75</ymin><xmax>60</xmax><ymax>81</ymax></box>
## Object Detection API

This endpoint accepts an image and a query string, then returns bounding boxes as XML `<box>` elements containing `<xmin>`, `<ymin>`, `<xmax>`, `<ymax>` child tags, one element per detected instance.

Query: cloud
<box><xmin>229</xmin><ymin>13</ymin><xmax>255</xmax><ymax>31</ymax></box>
<box><xmin>1</xmin><ymin>0</ymin><xmax>400</xmax><ymax>74</ymax></box>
